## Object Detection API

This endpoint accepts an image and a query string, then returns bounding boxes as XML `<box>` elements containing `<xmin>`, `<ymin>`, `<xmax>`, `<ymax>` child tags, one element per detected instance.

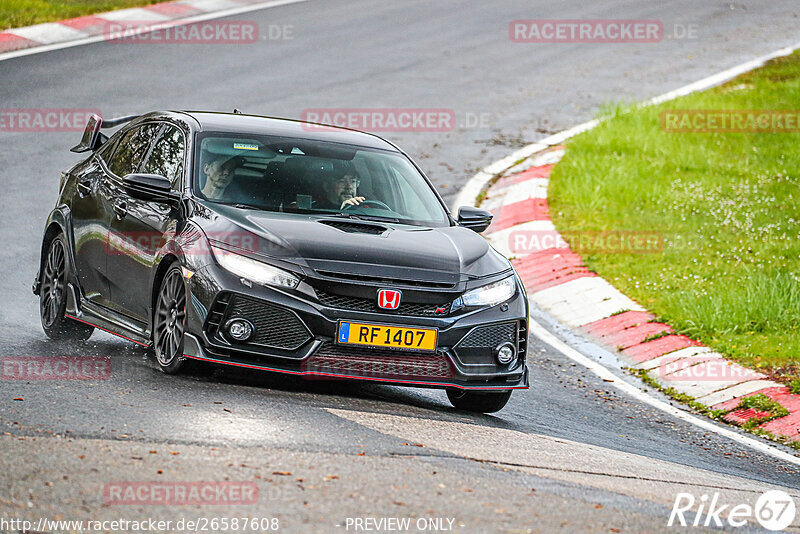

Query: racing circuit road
<box><xmin>2</xmin><ymin>1</ymin><xmax>800</xmax><ymax>531</ymax></box>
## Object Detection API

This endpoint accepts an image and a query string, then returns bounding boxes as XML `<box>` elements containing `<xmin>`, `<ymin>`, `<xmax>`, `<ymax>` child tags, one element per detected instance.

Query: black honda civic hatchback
<box><xmin>33</xmin><ymin>111</ymin><xmax>529</xmax><ymax>412</ymax></box>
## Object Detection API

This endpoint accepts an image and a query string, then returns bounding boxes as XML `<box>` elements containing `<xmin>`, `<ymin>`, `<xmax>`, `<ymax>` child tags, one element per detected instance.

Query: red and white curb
<box><xmin>0</xmin><ymin>0</ymin><xmax>307</xmax><ymax>60</ymax></box>
<box><xmin>453</xmin><ymin>43</ymin><xmax>800</xmax><ymax>457</ymax></box>
<box><xmin>482</xmin><ymin>149</ymin><xmax>799</xmax><ymax>441</ymax></box>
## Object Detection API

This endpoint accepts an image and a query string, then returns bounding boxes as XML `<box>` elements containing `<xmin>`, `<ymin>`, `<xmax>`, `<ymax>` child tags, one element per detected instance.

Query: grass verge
<box><xmin>551</xmin><ymin>51</ymin><xmax>800</xmax><ymax>383</ymax></box>
<box><xmin>1</xmin><ymin>0</ymin><xmax>165</xmax><ymax>31</ymax></box>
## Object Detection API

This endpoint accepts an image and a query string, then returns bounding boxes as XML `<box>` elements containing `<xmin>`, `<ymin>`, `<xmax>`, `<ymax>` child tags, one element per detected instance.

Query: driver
<box><xmin>319</xmin><ymin>166</ymin><xmax>365</xmax><ymax>210</ymax></box>
<box><xmin>201</xmin><ymin>154</ymin><xmax>242</xmax><ymax>200</ymax></box>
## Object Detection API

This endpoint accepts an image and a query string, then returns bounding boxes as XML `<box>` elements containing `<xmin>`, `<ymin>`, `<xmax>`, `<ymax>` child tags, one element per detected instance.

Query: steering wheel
<box><xmin>343</xmin><ymin>199</ymin><xmax>392</xmax><ymax>211</ymax></box>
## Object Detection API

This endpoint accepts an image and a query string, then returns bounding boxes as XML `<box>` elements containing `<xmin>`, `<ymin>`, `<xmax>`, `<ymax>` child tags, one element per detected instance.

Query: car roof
<box><xmin>169</xmin><ymin>111</ymin><xmax>401</xmax><ymax>152</ymax></box>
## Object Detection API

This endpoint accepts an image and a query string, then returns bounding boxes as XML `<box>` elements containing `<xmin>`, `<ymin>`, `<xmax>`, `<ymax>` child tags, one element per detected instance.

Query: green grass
<box><xmin>790</xmin><ymin>379</ymin><xmax>800</xmax><ymax>395</ymax></box>
<box><xmin>737</xmin><ymin>393</ymin><xmax>790</xmax><ymax>429</ymax></box>
<box><xmin>1</xmin><ymin>0</ymin><xmax>165</xmax><ymax>31</ymax></box>
<box><xmin>551</xmin><ymin>51</ymin><xmax>800</xmax><ymax>382</ymax></box>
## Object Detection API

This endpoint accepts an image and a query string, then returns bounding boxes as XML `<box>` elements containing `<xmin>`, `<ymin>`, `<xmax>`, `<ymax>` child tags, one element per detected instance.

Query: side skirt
<box><xmin>66</xmin><ymin>287</ymin><xmax>151</xmax><ymax>347</ymax></box>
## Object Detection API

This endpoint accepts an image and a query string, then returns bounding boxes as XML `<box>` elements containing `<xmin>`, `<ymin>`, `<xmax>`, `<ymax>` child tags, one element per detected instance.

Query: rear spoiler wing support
<box><xmin>70</xmin><ymin>113</ymin><xmax>138</xmax><ymax>153</ymax></box>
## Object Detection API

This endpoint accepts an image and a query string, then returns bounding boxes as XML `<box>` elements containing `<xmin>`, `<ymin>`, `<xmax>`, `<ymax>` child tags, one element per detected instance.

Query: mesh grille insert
<box><xmin>458</xmin><ymin>322</ymin><xmax>517</xmax><ymax>348</ymax></box>
<box><xmin>304</xmin><ymin>343</ymin><xmax>453</xmax><ymax>379</ymax></box>
<box><xmin>214</xmin><ymin>294</ymin><xmax>312</xmax><ymax>350</ymax></box>
<box><xmin>315</xmin><ymin>290</ymin><xmax>449</xmax><ymax>316</ymax></box>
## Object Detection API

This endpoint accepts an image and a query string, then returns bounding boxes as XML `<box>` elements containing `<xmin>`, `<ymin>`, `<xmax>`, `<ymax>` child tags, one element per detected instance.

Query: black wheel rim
<box><xmin>41</xmin><ymin>239</ymin><xmax>66</xmax><ymax>328</ymax></box>
<box><xmin>154</xmin><ymin>270</ymin><xmax>186</xmax><ymax>366</ymax></box>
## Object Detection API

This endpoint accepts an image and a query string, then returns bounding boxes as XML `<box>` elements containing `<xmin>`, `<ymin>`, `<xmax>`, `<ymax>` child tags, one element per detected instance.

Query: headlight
<box><xmin>210</xmin><ymin>245</ymin><xmax>300</xmax><ymax>289</ymax></box>
<box><xmin>453</xmin><ymin>276</ymin><xmax>516</xmax><ymax>309</ymax></box>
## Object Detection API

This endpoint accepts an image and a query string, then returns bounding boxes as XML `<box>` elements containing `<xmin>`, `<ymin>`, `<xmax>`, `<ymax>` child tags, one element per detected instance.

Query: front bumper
<box><xmin>182</xmin><ymin>265</ymin><xmax>530</xmax><ymax>391</ymax></box>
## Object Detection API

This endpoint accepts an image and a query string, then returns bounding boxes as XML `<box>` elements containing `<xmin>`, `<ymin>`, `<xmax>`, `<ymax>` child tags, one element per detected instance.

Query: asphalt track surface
<box><xmin>2</xmin><ymin>1</ymin><xmax>800</xmax><ymax>531</ymax></box>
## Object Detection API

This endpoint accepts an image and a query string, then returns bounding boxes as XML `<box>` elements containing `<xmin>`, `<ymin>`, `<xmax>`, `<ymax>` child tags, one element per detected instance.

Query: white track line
<box><xmin>529</xmin><ymin>317</ymin><xmax>800</xmax><ymax>466</ymax></box>
<box><xmin>459</xmin><ymin>43</ymin><xmax>800</xmax><ymax>463</ymax></box>
<box><xmin>0</xmin><ymin>0</ymin><xmax>309</xmax><ymax>63</ymax></box>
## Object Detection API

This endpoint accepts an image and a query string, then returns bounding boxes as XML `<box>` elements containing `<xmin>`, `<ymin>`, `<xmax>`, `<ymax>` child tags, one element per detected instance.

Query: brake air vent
<box><xmin>319</xmin><ymin>220</ymin><xmax>387</xmax><ymax>235</ymax></box>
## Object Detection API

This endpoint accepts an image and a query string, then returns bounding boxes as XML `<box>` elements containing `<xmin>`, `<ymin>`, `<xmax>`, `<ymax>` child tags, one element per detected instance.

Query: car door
<box><xmin>69</xmin><ymin>140</ymin><xmax>118</xmax><ymax>307</ymax></box>
<box><xmin>101</xmin><ymin>122</ymin><xmax>164</xmax><ymax>321</ymax></box>
<box><xmin>108</xmin><ymin>122</ymin><xmax>186</xmax><ymax>323</ymax></box>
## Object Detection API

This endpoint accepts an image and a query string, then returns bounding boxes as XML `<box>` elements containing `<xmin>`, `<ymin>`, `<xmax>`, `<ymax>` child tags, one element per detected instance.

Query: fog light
<box><xmin>226</xmin><ymin>319</ymin><xmax>254</xmax><ymax>342</ymax></box>
<box><xmin>496</xmin><ymin>343</ymin><xmax>516</xmax><ymax>365</ymax></box>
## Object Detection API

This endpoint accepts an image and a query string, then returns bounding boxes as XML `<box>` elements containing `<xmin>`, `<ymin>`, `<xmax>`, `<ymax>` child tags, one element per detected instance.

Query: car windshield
<box><xmin>193</xmin><ymin>133</ymin><xmax>450</xmax><ymax>227</ymax></box>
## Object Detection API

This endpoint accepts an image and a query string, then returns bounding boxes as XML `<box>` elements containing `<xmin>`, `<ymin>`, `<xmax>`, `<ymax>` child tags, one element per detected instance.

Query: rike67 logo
<box><xmin>669</xmin><ymin>490</ymin><xmax>796</xmax><ymax>531</ymax></box>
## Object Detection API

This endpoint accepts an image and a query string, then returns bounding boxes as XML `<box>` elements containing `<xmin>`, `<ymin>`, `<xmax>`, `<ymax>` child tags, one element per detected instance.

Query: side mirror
<box><xmin>122</xmin><ymin>173</ymin><xmax>176</xmax><ymax>202</ymax></box>
<box><xmin>457</xmin><ymin>206</ymin><xmax>493</xmax><ymax>233</ymax></box>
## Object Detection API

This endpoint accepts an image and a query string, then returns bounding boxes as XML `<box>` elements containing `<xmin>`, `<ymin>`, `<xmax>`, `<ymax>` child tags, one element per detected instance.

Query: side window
<box><xmin>141</xmin><ymin>124</ymin><xmax>185</xmax><ymax>188</ymax></box>
<box><xmin>108</xmin><ymin>123</ymin><xmax>160</xmax><ymax>178</ymax></box>
<box><xmin>95</xmin><ymin>136</ymin><xmax>117</xmax><ymax>164</ymax></box>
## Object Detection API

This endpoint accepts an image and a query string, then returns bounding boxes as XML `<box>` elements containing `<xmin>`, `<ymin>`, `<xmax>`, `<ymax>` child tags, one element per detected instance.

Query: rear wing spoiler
<box><xmin>70</xmin><ymin>113</ymin><xmax>138</xmax><ymax>153</ymax></box>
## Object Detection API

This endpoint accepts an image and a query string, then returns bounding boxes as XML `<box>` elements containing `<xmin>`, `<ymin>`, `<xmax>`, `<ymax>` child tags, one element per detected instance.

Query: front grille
<box><xmin>304</xmin><ymin>343</ymin><xmax>453</xmax><ymax>379</ymax></box>
<box><xmin>315</xmin><ymin>290</ymin><xmax>449</xmax><ymax>316</ymax></box>
<box><xmin>207</xmin><ymin>293</ymin><xmax>312</xmax><ymax>350</ymax></box>
<box><xmin>319</xmin><ymin>220</ymin><xmax>387</xmax><ymax>235</ymax></box>
<box><xmin>459</xmin><ymin>322</ymin><xmax>517</xmax><ymax>348</ymax></box>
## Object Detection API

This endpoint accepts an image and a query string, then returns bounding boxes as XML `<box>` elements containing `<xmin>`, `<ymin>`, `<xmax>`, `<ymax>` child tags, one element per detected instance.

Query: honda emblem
<box><xmin>377</xmin><ymin>289</ymin><xmax>402</xmax><ymax>310</ymax></box>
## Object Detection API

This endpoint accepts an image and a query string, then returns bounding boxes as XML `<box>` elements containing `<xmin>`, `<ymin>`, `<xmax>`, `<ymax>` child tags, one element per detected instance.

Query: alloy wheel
<box><xmin>154</xmin><ymin>269</ymin><xmax>187</xmax><ymax>367</ymax></box>
<box><xmin>40</xmin><ymin>238</ymin><xmax>66</xmax><ymax>328</ymax></box>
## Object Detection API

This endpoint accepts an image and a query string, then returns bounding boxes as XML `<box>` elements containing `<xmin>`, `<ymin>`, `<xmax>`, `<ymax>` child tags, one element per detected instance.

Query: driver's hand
<box><xmin>340</xmin><ymin>196</ymin><xmax>366</xmax><ymax>209</ymax></box>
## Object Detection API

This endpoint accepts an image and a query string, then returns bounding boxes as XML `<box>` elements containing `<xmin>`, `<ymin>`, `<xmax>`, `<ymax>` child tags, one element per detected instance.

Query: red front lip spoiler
<box><xmin>183</xmin><ymin>353</ymin><xmax>529</xmax><ymax>391</ymax></box>
<box><xmin>65</xmin><ymin>314</ymin><xmax>528</xmax><ymax>391</ymax></box>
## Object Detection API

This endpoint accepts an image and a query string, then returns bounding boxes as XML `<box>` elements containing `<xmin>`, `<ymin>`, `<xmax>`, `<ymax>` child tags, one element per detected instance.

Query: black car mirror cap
<box><xmin>122</xmin><ymin>173</ymin><xmax>178</xmax><ymax>203</ymax></box>
<box><xmin>457</xmin><ymin>206</ymin><xmax>493</xmax><ymax>233</ymax></box>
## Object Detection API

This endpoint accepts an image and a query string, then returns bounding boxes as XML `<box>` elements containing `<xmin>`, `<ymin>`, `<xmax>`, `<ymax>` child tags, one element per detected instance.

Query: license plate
<box><xmin>337</xmin><ymin>321</ymin><xmax>438</xmax><ymax>352</ymax></box>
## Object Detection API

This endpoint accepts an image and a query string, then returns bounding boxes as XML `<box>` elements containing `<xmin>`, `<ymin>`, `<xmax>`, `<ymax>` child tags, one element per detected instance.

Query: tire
<box><xmin>151</xmin><ymin>263</ymin><xmax>209</xmax><ymax>375</ymax></box>
<box><xmin>152</xmin><ymin>264</ymin><xmax>192</xmax><ymax>374</ymax></box>
<box><xmin>39</xmin><ymin>235</ymin><xmax>94</xmax><ymax>341</ymax></box>
<box><xmin>446</xmin><ymin>389</ymin><xmax>512</xmax><ymax>413</ymax></box>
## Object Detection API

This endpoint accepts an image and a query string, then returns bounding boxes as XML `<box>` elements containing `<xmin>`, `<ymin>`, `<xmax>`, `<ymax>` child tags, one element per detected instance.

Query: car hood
<box><xmin>195</xmin><ymin>203</ymin><xmax>510</xmax><ymax>285</ymax></box>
